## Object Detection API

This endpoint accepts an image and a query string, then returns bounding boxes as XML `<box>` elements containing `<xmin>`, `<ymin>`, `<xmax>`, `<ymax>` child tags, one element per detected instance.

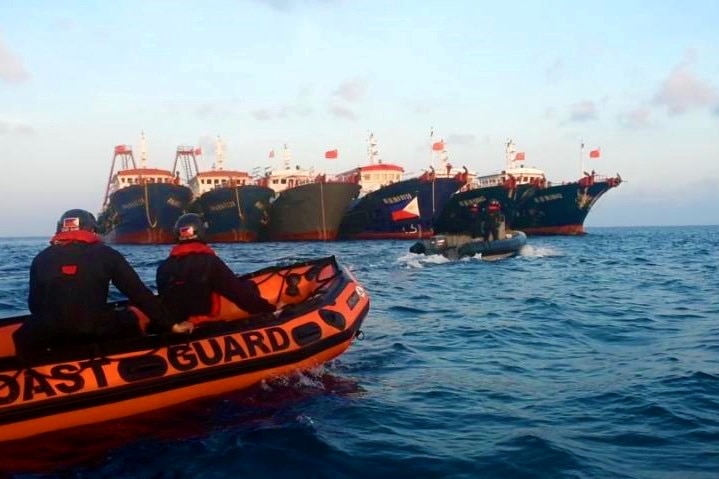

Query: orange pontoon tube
<box><xmin>0</xmin><ymin>255</ymin><xmax>370</xmax><ymax>442</ymax></box>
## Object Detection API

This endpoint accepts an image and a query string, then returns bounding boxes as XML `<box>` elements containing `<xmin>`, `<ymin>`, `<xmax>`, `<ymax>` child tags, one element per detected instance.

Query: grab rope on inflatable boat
<box><xmin>144</xmin><ymin>183</ymin><xmax>158</xmax><ymax>228</ymax></box>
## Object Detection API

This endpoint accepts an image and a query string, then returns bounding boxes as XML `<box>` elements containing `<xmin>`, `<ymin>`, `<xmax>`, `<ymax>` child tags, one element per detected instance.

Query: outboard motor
<box><xmin>429</xmin><ymin>235</ymin><xmax>448</xmax><ymax>252</ymax></box>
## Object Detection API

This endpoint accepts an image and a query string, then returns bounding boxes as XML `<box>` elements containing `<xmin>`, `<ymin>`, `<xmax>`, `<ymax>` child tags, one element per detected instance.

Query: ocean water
<box><xmin>1</xmin><ymin>226</ymin><xmax>718</xmax><ymax>478</ymax></box>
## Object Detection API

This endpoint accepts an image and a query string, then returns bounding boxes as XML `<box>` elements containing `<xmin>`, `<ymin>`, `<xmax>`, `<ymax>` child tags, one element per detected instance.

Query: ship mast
<box><xmin>282</xmin><ymin>143</ymin><xmax>291</xmax><ymax>170</ymax></box>
<box><xmin>429</xmin><ymin>127</ymin><xmax>434</xmax><ymax>170</ymax></box>
<box><xmin>505</xmin><ymin>138</ymin><xmax>517</xmax><ymax>169</ymax></box>
<box><xmin>214</xmin><ymin>135</ymin><xmax>225</xmax><ymax>171</ymax></box>
<box><xmin>368</xmin><ymin>132</ymin><xmax>381</xmax><ymax>165</ymax></box>
<box><xmin>139</xmin><ymin>131</ymin><xmax>148</xmax><ymax>169</ymax></box>
<box><xmin>439</xmin><ymin>145</ymin><xmax>450</xmax><ymax>176</ymax></box>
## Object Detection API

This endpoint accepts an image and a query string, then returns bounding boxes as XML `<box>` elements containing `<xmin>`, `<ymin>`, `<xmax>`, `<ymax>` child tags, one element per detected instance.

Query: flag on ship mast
<box><xmin>325</xmin><ymin>149</ymin><xmax>338</xmax><ymax>159</ymax></box>
<box><xmin>589</xmin><ymin>148</ymin><xmax>601</xmax><ymax>159</ymax></box>
<box><xmin>432</xmin><ymin>140</ymin><xmax>444</xmax><ymax>151</ymax></box>
<box><xmin>515</xmin><ymin>152</ymin><xmax>525</xmax><ymax>161</ymax></box>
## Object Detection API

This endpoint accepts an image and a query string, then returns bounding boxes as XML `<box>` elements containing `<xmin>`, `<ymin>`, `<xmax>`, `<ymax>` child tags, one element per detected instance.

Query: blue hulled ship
<box><xmin>512</xmin><ymin>173</ymin><xmax>621</xmax><ymax>235</ymax></box>
<box><xmin>337</xmin><ymin>134</ymin><xmax>467</xmax><ymax>240</ymax></box>
<box><xmin>97</xmin><ymin>135</ymin><xmax>193</xmax><ymax>244</ymax></box>
<box><xmin>472</xmin><ymin>140</ymin><xmax>623</xmax><ymax>235</ymax></box>
<box><xmin>183</xmin><ymin>138</ymin><xmax>274</xmax><ymax>243</ymax></box>
<box><xmin>433</xmin><ymin>183</ymin><xmax>538</xmax><ymax>235</ymax></box>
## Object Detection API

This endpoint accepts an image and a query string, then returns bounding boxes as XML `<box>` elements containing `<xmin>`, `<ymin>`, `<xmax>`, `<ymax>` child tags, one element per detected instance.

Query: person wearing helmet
<box><xmin>467</xmin><ymin>202</ymin><xmax>484</xmax><ymax>239</ymax></box>
<box><xmin>13</xmin><ymin>209</ymin><xmax>190</xmax><ymax>355</ymax></box>
<box><xmin>156</xmin><ymin>213</ymin><xmax>276</xmax><ymax>327</ymax></box>
<box><xmin>485</xmin><ymin>199</ymin><xmax>503</xmax><ymax>241</ymax></box>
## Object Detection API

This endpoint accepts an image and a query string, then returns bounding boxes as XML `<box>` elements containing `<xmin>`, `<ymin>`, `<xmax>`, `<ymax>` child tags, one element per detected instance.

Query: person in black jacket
<box><xmin>484</xmin><ymin>199</ymin><xmax>503</xmax><ymax>242</ymax></box>
<box><xmin>156</xmin><ymin>214</ymin><xmax>276</xmax><ymax>328</ymax></box>
<box><xmin>468</xmin><ymin>203</ymin><xmax>485</xmax><ymax>239</ymax></box>
<box><xmin>14</xmin><ymin>209</ymin><xmax>189</xmax><ymax>355</ymax></box>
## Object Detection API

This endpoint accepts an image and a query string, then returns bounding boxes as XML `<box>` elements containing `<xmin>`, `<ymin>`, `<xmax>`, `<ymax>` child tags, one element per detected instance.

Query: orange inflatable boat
<box><xmin>0</xmin><ymin>255</ymin><xmax>369</xmax><ymax>442</ymax></box>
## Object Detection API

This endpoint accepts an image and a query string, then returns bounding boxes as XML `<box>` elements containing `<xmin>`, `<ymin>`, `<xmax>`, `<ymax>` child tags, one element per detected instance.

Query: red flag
<box><xmin>515</xmin><ymin>152</ymin><xmax>525</xmax><ymax>161</ymax></box>
<box><xmin>194</xmin><ymin>147</ymin><xmax>202</xmax><ymax>155</ymax></box>
<box><xmin>432</xmin><ymin>141</ymin><xmax>444</xmax><ymax>151</ymax></box>
<box><xmin>268</xmin><ymin>149</ymin><xmax>275</xmax><ymax>158</ymax></box>
<box><xmin>114</xmin><ymin>145</ymin><xmax>128</xmax><ymax>154</ymax></box>
<box><xmin>325</xmin><ymin>149</ymin><xmax>338</xmax><ymax>159</ymax></box>
<box><xmin>589</xmin><ymin>148</ymin><xmax>601</xmax><ymax>159</ymax></box>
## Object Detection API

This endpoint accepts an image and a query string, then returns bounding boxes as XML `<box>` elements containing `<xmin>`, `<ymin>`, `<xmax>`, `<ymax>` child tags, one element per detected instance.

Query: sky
<box><xmin>1</xmin><ymin>0</ymin><xmax>718</xmax><ymax>236</ymax></box>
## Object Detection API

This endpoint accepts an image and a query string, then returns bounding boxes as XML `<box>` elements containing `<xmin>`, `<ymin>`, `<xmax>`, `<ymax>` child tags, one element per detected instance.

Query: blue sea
<box><xmin>1</xmin><ymin>226</ymin><xmax>718</xmax><ymax>478</ymax></box>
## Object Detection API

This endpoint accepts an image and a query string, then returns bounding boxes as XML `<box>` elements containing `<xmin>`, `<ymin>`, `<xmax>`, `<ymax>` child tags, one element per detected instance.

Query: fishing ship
<box><xmin>337</xmin><ymin>133</ymin><xmax>468</xmax><ymax>240</ymax></box>
<box><xmin>433</xmin><ymin>140</ymin><xmax>540</xmax><ymax>235</ymax></box>
<box><xmin>438</xmin><ymin>139</ymin><xmax>622</xmax><ymax>236</ymax></box>
<box><xmin>183</xmin><ymin>137</ymin><xmax>274</xmax><ymax>243</ymax></box>
<box><xmin>261</xmin><ymin>145</ymin><xmax>360</xmax><ymax>241</ymax></box>
<box><xmin>97</xmin><ymin>133</ymin><xmax>193</xmax><ymax>244</ymax></box>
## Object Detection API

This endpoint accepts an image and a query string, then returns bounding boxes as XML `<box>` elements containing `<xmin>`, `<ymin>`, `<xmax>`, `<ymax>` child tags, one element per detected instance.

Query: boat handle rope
<box><xmin>235</xmin><ymin>187</ymin><xmax>245</xmax><ymax>222</ymax></box>
<box><xmin>251</xmin><ymin>261</ymin><xmax>341</xmax><ymax>306</ymax></box>
<box><xmin>144</xmin><ymin>183</ymin><xmax>158</xmax><ymax>228</ymax></box>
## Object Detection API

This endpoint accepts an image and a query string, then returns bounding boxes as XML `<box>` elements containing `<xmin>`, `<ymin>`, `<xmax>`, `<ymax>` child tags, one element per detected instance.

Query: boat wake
<box><xmin>518</xmin><ymin>244</ymin><xmax>563</xmax><ymax>258</ymax></box>
<box><xmin>397</xmin><ymin>252</ymin><xmax>479</xmax><ymax>268</ymax></box>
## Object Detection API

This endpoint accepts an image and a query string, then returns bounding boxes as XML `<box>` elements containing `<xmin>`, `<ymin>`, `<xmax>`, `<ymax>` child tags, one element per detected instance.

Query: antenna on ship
<box><xmin>368</xmin><ymin>132</ymin><xmax>381</xmax><ymax>165</ymax></box>
<box><xmin>505</xmin><ymin>138</ymin><xmax>516</xmax><ymax>169</ymax></box>
<box><xmin>215</xmin><ymin>135</ymin><xmax>225</xmax><ymax>171</ymax></box>
<box><xmin>139</xmin><ymin>130</ymin><xmax>148</xmax><ymax>169</ymax></box>
<box><xmin>439</xmin><ymin>144</ymin><xmax>450</xmax><ymax>176</ymax></box>
<box><xmin>283</xmin><ymin>143</ymin><xmax>291</xmax><ymax>170</ymax></box>
<box><xmin>429</xmin><ymin>127</ymin><xmax>435</xmax><ymax>170</ymax></box>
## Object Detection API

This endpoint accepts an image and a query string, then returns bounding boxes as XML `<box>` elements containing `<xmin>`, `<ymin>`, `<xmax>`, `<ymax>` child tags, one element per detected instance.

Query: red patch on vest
<box><xmin>62</xmin><ymin>265</ymin><xmax>78</xmax><ymax>275</ymax></box>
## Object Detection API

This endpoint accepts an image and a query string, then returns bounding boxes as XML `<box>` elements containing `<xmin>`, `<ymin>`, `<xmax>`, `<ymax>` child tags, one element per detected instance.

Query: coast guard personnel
<box><xmin>14</xmin><ymin>209</ymin><xmax>190</xmax><ymax>355</ymax></box>
<box><xmin>156</xmin><ymin>213</ymin><xmax>276</xmax><ymax>328</ymax></box>
<box><xmin>485</xmin><ymin>199</ymin><xmax>503</xmax><ymax>242</ymax></box>
<box><xmin>468</xmin><ymin>203</ymin><xmax>485</xmax><ymax>239</ymax></box>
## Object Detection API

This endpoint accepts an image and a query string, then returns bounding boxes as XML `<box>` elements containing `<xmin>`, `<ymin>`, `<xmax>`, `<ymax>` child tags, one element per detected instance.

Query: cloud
<box><xmin>333</xmin><ymin>78</ymin><xmax>367</xmax><ymax>103</ymax></box>
<box><xmin>545</xmin><ymin>59</ymin><xmax>563</xmax><ymax>84</ymax></box>
<box><xmin>445</xmin><ymin>134</ymin><xmax>475</xmax><ymax>146</ymax></box>
<box><xmin>565</xmin><ymin>100</ymin><xmax>598</xmax><ymax>123</ymax></box>
<box><xmin>544</xmin><ymin>107</ymin><xmax>557</xmax><ymax>120</ymax></box>
<box><xmin>0</xmin><ymin>36</ymin><xmax>30</xmax><ymax>84</ymax></box>
<box><xmin>406</xmin><ymin>101</ymin><xmax>435</xmax><ymax>115</ymax></box>
<box><xmin>328</xmin><ymin>105</ymin><xmax>357</xmax><ymax>120</ymax></box>
<box><xmin>255</xmin><ymin>0</ymin><xmax>338</xmax><ymax>12</ymax></box>
<box><xmin>195</xmin><ymin>103</ymin><xmax>231</xmax><ymax>118</ymax></box>
<box><xmin>251</xmin><ymin>104</ymin><xmax>314</xmax><ymax>121</ymax></box>
<box><xmin>619</xmin><ymin>107</ymin><xmax>652</xmax><ymax>129</ymax></box>
<box><xmin>251</xmin><ymin>109</ymin><xmax>274</xmax><ymax>121</ymax></box>
<box><xmin>652</xmin><ymin>53</ymin><xmax>719</xmax><ymax>115</ymax></box>
<box><xmin>192</xmin><ymin>98</ymin><xmax>243</xmax><ymax>119</ymax></box>
<box><xmin>251</xmin><ymin>87</ymin><xmax>315</xmax><ymax>121</ymax></box>
<box><xmin>0</xmin><ymin>119</ymin><xmax>35</xmax><ymax>135</ymax></box>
